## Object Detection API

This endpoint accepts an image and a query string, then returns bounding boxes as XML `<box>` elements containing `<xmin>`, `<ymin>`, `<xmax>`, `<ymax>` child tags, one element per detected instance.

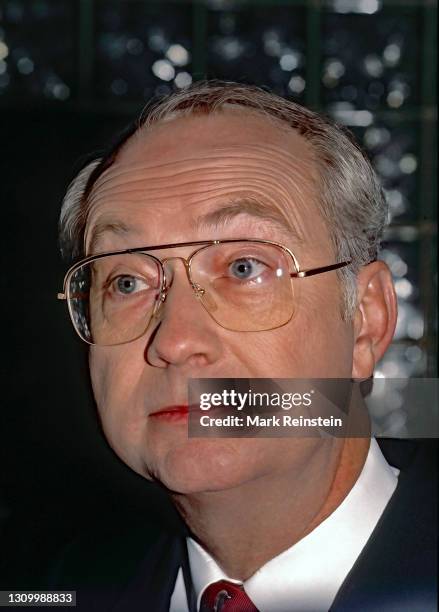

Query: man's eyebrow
<box><xmin>88</xmin><ymin>199</ymin><xmax>302</xmax><ymax>253</ymax></box>
<box><xmin>196</xmin><ymin>199</ymin><xmax>303</xmax><ymax>243</ymax></box>
<box><xmin>88</xmin><ymin>220</ymin><xmax>135</xmax><ymax>253</ymax></box>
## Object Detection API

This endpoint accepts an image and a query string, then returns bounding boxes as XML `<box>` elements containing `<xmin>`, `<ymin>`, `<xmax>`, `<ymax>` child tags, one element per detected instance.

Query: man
<box><xmin>54</xmin><ymin>82</ymin><xmax>437</xmax><ymax>611</ymax></box>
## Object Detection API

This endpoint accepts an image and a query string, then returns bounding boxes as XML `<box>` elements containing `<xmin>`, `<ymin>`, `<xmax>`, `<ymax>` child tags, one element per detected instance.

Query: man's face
<box><xmin>85</xmin><ymin>110</ymin><xmax>355</xmax><ymax>494</ymax></box>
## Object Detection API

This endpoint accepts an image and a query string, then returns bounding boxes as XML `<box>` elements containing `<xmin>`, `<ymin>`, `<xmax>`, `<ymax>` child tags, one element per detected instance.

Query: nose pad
<box><xmin>192</xmin><ymin>283</ymin><xmax>218</xmax><ymax>313</ymax></box>
<box><xmin>152</xmin><ymin>282</ymin><xmax>218</xmax><ymax>317</ymax></box>
<box><xmin>152</xmin><ymin>289</ymin><xmax>168</xmax><ymax>319</ymax></box>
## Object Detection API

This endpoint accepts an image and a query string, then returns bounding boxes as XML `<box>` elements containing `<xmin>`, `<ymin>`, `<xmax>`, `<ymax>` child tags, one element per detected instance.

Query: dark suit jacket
<box><xmin>52</xmin><ymin>440</ymin><xmax>437</xmax><ymax>612</ymax></box>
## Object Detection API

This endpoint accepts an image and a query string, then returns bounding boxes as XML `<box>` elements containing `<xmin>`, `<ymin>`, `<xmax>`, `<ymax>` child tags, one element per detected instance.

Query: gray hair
<box><xmin>59</xmin><ymin>81</ymin><xmax>387</xmax><ymax>319</ymax></box>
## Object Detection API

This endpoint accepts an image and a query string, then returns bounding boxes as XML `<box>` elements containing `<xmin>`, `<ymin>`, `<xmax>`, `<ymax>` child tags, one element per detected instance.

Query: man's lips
<box><xmin>149</xmin><ymin>405</ymin><xmax>191</xmax><ymax>421</ymax></box>
<box><xmin>149</xmin><ymin>404</ymin><xmax>227</xmax><ymax>421</ymax></box>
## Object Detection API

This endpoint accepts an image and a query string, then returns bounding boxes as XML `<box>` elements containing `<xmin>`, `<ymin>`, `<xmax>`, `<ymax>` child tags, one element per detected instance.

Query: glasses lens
<box><xmin>67</xmin><ymin>253</ymin><xmax>162</xmax><ymax>345</ymax></box>
<box><xmin>191</xmin><ymin>242</ymin><xmax>297</xmax><ymax>331</ymax></box>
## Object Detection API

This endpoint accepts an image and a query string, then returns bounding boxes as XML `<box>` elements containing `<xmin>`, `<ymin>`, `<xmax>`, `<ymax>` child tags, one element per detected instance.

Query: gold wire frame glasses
<box><xmin>57</xmin><ymin>239</ymin><xmax>351</xmax><ymax>346</ymax></box>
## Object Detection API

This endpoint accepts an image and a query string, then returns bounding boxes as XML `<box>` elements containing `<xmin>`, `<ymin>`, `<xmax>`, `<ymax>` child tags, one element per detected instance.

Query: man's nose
<box><xmin>145</xmin><ymin>258</ymin><xmax>223</xmax><ymax>368</ymax></box>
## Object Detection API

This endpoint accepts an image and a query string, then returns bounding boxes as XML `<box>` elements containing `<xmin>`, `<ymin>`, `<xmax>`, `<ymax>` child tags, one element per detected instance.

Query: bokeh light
<box><xmin>0</xmin><ymin>0</ymin><xmax>435</xmax><ymax>377</ymax></box>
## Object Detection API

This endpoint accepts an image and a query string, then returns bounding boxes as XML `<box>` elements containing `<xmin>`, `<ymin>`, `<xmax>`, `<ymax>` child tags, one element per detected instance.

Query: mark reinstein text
<box><xmin>200</xmin><ymin>414</ymin><xmax>343</xmax><ymax>428</ymax></box>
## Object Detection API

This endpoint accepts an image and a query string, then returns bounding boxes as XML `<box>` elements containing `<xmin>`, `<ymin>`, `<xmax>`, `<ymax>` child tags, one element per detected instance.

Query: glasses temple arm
<box><xmin>290</xmin><ymin>261</ymin><xmax>351</xmax><ymax>278</ymax></box>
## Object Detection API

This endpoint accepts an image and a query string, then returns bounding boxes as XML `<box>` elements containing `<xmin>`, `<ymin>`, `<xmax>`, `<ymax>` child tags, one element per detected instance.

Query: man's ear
<box><xmin>352</xmin><ymin>261</ymin><xmax>398</xmax><ymax>379</ymax></box>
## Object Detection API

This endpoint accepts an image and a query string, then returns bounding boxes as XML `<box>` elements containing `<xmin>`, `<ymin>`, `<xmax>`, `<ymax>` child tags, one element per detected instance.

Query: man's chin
<box><xmin>143</xmin><ymin>439</ymin><xmax>261</xmax><ymax>496</ymax></box>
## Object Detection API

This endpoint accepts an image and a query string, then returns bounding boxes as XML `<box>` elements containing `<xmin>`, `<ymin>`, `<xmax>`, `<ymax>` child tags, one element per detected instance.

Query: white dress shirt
<box><xmin>170</xmin><ymin>439</ymin><xmax>399</xmax><ymax>612</ymax></box>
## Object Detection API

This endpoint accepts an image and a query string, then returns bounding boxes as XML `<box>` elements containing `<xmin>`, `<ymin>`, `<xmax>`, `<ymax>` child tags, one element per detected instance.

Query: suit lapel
<box><xmin>331</xmin><ymin>440</ymin><xmax>437</xmax><ymax>611</ymax></box>
<box><xmin>182</xmin><ymin>539</ymin><xmax>197</xmax><ymax>612</ymax></box>
<box><xmin>110</xmin><ymin>532</ymin><xmax>186</xmax><ymax>612</ymax></box>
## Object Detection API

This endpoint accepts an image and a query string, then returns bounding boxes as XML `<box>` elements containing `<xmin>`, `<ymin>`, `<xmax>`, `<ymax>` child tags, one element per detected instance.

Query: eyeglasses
<box><xmin>57</xmin><ymin>239</ymin><xmax>351</xmax><ymax>346</ymax></box>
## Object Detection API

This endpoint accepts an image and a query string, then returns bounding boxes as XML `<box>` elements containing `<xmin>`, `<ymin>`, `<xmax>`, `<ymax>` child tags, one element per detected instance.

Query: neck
<box><xmin>172</xmin><ymin>437</ymin><xmax>370</xmax><ymax>580</ymax></box>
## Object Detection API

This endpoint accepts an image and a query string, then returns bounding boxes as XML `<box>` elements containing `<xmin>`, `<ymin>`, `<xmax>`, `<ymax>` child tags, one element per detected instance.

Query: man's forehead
<box><xmin>118</xmin><ymin>107</ymin><xmax>316</xmax><ymax>167</ymax></box>
<box><xmin>88</xmin><ymin>110</ymin><xmax>318</xmax><ymax>214</ymax></box>
<box><xmin>85</xmin><ymin>109</ymin><xmax>326</xmax><ymax>255</ymax></box>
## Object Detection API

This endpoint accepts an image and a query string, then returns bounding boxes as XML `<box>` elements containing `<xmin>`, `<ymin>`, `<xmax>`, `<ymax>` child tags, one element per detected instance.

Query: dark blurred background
<box><xmin>0</xmin><ymin>0</ymin><xmax>437</xmax><ymax>587</ymax></box>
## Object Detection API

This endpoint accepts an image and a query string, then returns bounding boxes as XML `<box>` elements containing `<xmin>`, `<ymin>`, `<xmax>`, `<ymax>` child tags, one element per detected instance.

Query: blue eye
<box><xmin>229</xmin><ymin>258</ymin><xmax>266</xmax><ymax>280</ymax></box>
<box><xmin>111</xmin><ymin>275</ymin><xmax>151</xmax><ymax>296</ymax></box>
<box><xmin>116</xmin><ymin>275</ymin><xmax>139</xmax><ymax>294</ymax></box>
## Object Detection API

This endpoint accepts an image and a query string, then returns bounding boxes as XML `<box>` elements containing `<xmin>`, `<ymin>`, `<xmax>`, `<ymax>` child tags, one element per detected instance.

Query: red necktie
<box><xmin>200</xmin><ymin>580</ymin><xmax>259</xmax><ymax>612</ymax></box>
